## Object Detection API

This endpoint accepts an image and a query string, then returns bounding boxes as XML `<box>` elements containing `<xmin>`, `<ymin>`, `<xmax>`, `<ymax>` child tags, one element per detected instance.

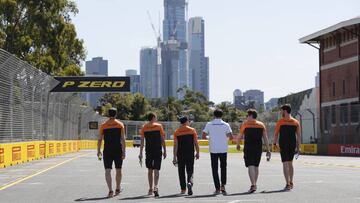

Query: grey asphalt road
<box><xmin>0</xmin><ymin>148</ymin><xmax>359</xmax><ymax>203</ymax></box>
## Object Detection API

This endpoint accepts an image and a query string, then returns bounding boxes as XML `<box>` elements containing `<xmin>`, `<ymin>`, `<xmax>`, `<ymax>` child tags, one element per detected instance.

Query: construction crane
<box><xmin>147</xmin><ymin>10</ymin><xmax>162</xmax><ymax>46</ymax></box>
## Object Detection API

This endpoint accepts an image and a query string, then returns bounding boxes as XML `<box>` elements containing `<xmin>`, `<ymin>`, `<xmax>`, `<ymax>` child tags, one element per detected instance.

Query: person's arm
<box><xmin>263</xmin><ymin>128</ymin><xmax>270</xmax><ymax>152</ymax></box>
<box><xmin>121</xmin><ymin>127</ymin><xmax>126</xmax><ymax>160</ymax></box>
<box><xmin>236</xmin><ymin>132</ymin><xmax>243</xmax><ymax>151</ymax></box>
<box><xmin>226</xmin><ymin>123</ymin><xmax>233</xmax><ymax>137</ymax></box>
<box><xmin>97</xmin><ymin>127</ymin><xmax>103</xmax><ymax>157</ymax></box>
<box><xmin>296</xmin><ymin>122</ymin><xmax>302</xmax><ymax>152</ymax></box>
<box><xmin>194</xmin><ymin>130</ymin><xmax>200</xmax><ymax>159</ymax></box>
<box><xmin>173</xmin><ymin>136</ymin><xmax>178</xmax><ymax>163</ymax></box>
<box><xmin>161</xmin><ymin>135</ymin><xmax>167</xmax><ymax>159</ymax></box>
<box><xmin>161</xmin><ymin>126</ymin><xmax>167</xmax><ymax>159</ymax></box>
<box><xmin>237</xmin><ymin>124</ymin><xmax>244</xmax><ymax>151</ymax></box>
<box><xmin>139</xmin><ymin>127</ymin><xmax>144</xmax><ymax>159</ymax></box>
<box><xmin>273</xmin><ymin>122</ymin><xmax>280</xmax><ymax>149</ymax></box>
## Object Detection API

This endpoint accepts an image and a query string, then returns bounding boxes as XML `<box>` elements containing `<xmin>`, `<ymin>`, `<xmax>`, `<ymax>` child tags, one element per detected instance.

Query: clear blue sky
<box><xmin>73</xmin><ymin>0</ymin><xmax>360</xmax><ymax>104</ymax></box>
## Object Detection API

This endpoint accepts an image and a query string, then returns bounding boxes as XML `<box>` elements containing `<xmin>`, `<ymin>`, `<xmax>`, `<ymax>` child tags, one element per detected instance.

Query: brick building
<box><xmin>300</xmin><ymin>17</ymin><xmax>360</xmax><ymax>154</ymax></box>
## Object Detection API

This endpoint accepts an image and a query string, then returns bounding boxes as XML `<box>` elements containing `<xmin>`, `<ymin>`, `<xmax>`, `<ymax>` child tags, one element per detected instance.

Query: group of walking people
<box><xmin>97</xmin><ymin>104</ymin><xmax>301</xmax><ymax>198</ymax></box>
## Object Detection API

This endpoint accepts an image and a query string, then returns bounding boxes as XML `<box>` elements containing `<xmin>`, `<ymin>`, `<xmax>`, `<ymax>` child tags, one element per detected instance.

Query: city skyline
<box><xmin>73</xmin><ymin>0</ymin><xmax>360</xmax><ymax>103</ymax></box>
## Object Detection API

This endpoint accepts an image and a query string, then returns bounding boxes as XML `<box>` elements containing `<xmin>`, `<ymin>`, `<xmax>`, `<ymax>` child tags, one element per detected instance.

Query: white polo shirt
<box><xmin>203</xmin><ymin>119</ymin><xmax>232</xmax><ymax>153</ymax></box>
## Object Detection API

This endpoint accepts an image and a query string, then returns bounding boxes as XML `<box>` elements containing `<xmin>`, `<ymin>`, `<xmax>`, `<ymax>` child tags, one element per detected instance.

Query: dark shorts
<box><xmin>103</xmin><ymin>151</ymin><xmax>123</xmax><ymax>169</ymax></box>
<box><xmin>280</xmin><ymin>147</ymin><xmax>295</xmax><ymax>162</ymax></box>
<box><xmin>146</xmin><ymin>153</ymin><xmax>162</xmax><ymax>170</ymax></box>
<box><xmin>244</xmin><ymin>149</ymin><xmax>262</xmax><ymax>167</ymax></box>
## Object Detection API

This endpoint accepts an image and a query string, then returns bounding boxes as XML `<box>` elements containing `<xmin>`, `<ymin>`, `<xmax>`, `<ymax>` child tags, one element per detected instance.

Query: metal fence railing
<box><xmin>0</xmin><ymin>49</ymin><xmax>103</xmax><ymax>143</ymax></box>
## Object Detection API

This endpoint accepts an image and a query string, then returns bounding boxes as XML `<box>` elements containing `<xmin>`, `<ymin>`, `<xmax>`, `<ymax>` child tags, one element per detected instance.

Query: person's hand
<box><xmin>273</xmin><ymin>143</ymin><xmax>278</xmax><ymax>150</ymax></box>
<box><xmin>195</xmin><ymin>152</ymin><xmax>200</xmax><ymax>160</ymax></box>
<box><xmin>236</xmin><ymin>144</ymin><xmax>241</xmax><ymax>151</ymax></box>
<box><xmin>172</xmin><ymin>157</ymin><xmax>177</xmax><ymax>165</ymax></box>
<box><xmin>138</xmin><ymin>154</ymin><xmax>143</xmax><ymax>160</ymax></box>
<box><xmin>163</xmin><ymin>151</ymin><xmax>167</xmax><ymax>159</ymax></box>
<box><xmin>122</xmin><ymin>153</ymin><xmax>126</xmax><ymax>160</ymax></box>
<box><xmin>97</xmin><ymin>151</ymin><xmax>102</xmax><ymax>158</ymax></box>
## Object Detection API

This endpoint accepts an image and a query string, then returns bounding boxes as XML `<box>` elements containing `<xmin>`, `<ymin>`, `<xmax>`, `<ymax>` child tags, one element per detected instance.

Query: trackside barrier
<box><xmin>0</xmin><ymin>140</ymin><xmax>81</xmax><ymax>168</ymax></box>
<box><xmin>0</xmin><ymin>139</ymin><xmax>211</xmax><ymax>168</ymax></box>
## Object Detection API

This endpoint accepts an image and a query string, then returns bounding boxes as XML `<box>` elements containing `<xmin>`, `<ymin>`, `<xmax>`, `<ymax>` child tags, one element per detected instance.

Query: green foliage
<box><xmin>100</xmin><ymin>89</ymin><xmax>215</xmax><ymax>122</ymax></box>
<box><xmin>0</xmin><ymin>0</ymin><xmax>85</xmax><ymax>76</ymax></box>
<box><xmin>216</xmin><ymin>102</ymin><xmax>246</xmax><ymax>122</ymax></box>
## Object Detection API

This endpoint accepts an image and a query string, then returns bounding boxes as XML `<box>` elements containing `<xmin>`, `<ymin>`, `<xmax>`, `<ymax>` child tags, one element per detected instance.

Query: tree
<box><xmin>0</xmin><ymin>0</ymin><xmax>85</xmax><ymax>76</ymax></box>
<box><xmin>129</xmin><ymin>93</ymin><xmax>149</xmax><ymax>120</ymax></box>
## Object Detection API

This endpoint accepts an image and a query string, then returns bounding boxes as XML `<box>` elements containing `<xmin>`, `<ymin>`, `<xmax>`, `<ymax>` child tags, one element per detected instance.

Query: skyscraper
<box><xmin>140</xmin><ymin>47</ymin><xmax>161</xmax><ymax>98</ymax></box>
<box><xmin>126</xmin><ymin>69</ymin><xmax>141</xmax><ymax>94</ymax></box>
<box><xmin>188</xmin><ymin>17</ymin><xmax>209</xmax><ymax>99</ymax></box>
<box><xmin>162</xmin><ymin>0</ymin><xmax>188</xmax><ymax>97</ymax></box>
<box><xmin>85</xmin><ymin>57</ymin><xmax>108</xmax><ymax>108</ymax></box>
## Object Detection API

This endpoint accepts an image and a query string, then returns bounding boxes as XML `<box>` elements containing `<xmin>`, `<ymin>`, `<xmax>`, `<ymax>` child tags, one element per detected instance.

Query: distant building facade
<box><xmin>188</xmin><ymin>17</ymin><xmax>209</xmax><ymax>99</ymax></box>
<box><xmin>233</xmin><ymin>89</ymin><xmax>246</xmax><ymax>110</ymax></box>
<box><xmin>265</xmin><ymin>98</ymin><xmax>278</xmax><ymax>111</ymax></box>
<box><xmin>163</xmin><ymin>0</ymin><xmax>188</xmax><ymax>91</ymax></box>
<box><xmin>300</xmin><ymin>17</ymin><xmax>360</xmax><ymax>150</ymax></box>
<box><xmin>243</xmin><ymin>89</ymin><xmax>264</xmax><ymax>110</ymax></box>
<box><xmin>125</xmin><ymin>69</ymin><xmax>141</xmax><ymax>94</ymax></box>
<box><xmin>85</xmin><ymin>57</ymin><xmax>108</xmax><ymax>108</ymax></box>
<box><xmin>140</xmin><ymin>48</ymin><xmax>161</xmax><ymax>98</ymax></box>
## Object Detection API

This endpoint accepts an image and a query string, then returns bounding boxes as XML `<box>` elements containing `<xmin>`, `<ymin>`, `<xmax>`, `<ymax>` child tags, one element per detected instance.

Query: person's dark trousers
<box><xmin>210</xmin><ymin>153</ymin><xmax>227</xmax><ymax>190</ymax></box>
<box><xmin>178</xmin><ymin>156</ymin><xmax>194</xmax><ymax>190</ymax></box>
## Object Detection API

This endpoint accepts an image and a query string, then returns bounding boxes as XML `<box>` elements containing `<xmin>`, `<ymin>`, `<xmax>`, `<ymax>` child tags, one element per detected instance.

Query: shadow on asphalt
<box><xmin>158</xmin><ymin>193</ymin><xmax>184</xmax><ymax>198</ymax></box>
<box><xmin>260</xmin><ymin>189</ymin><xmax>288</xmax><ymax>194</ymax></box>
<box><xmin>224</xmin><ymin>191</ymin><xmax>253</xmax><ymax>196</ymax></box>
<box><xmin>119</xmin><ymin>195</ymin><xmax>150</xmax><ymax>200</ymax></box>
<box><xmin>74</xmin><ymin>197</ymin><xmax>109</xmax><ymax>201</ymax></box>
<box><xmin>185</xmin><ymin>194</ymin><xmax>218</xmax><ymax>198</ymax></box>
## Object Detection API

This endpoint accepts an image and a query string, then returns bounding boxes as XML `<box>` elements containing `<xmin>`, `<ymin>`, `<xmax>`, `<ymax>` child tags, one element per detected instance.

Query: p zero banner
<box><xmin>51</xmin><ymin>77</ymin><xmax>130</xmax><ymax>92</ymax></box>
<box><xmin>328</xmin><ymin>144</ymin><xmax>360</xmax><ymax>156</ymax></box>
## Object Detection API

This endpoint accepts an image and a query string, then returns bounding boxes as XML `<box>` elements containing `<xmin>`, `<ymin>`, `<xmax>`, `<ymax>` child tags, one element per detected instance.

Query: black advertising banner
<box><xmin>88</xmin><ymin>121</ymin><xmax>99</xmax><ymax>130</ymax></box>
<box><xmin>51</xmin><ymin>77</ymin><xmax>130</xmax><ymax>92</ymax></box>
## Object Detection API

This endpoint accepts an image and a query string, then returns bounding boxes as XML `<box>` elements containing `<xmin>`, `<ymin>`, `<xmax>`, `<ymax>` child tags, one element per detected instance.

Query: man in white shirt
<box><xmin>202</xmin><ymin>109</ymin><xmax>232</xmax><ymax>195</ymax></box>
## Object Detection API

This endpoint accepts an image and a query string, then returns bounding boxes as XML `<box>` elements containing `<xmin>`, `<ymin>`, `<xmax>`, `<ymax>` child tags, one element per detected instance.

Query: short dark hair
<box><xmin>247</xmin><ymin>109</ymin><xmax>258</xmax><ymax>119</ymax></box>
<box><xmin>214</xmin><ymin>109</ymin><xmax>223</xmax><ymax>118</ymax></box>
<box><xmin>281</xmin><ymin>104</ymin><xmax>292</xmax><ymax>114</ymax></box>
<box><xmin>147</xmin><ymin>112</ymin><xmax>156</xmax><ymax>121</ymax></box>
<box><xmin>179</xmin><ymin>116</ymin><xmax>188</xmax><ymax>124</ymax></box>
<box><xmin>108</xmin><ymin>108</ymin><xmax>117</xmax><ymax>118</ymax></box>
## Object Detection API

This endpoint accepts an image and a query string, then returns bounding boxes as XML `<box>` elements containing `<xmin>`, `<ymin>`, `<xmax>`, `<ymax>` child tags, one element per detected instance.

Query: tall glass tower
<box><xmin>162</xmin><ymin>0</ymin><xmax>188</xmax><ymax>97</ymax></box>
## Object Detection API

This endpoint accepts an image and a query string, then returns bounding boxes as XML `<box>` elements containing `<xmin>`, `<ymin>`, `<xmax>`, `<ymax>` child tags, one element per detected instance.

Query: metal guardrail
<box><xmin>0</xmin><ymin>49</ymin><xmax>103</xmax><ymax>143</ymax></box>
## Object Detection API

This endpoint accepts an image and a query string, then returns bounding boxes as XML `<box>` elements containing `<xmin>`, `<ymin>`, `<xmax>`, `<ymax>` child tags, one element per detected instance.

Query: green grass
<box><xmin>200</xmin><ymin>145</ymin><xmax>243</xmax><ymax>153</ymax></box>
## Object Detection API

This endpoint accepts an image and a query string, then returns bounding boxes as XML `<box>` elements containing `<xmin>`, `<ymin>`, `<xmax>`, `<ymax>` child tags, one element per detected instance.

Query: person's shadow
<box><xmin>74</xmin><ymin>197</ymin><xmax>109</xmax><ymax>201</ymax></box>
<box><xmin>119</xmin><ymin>195</ymin><xmax>150</xmax><ymax>201</ymax></box>
<box><xmin>260</xmin><ymin>189</ymin><xmax>288</xmax><ymax>194</ymax></box>
<box><xmin>224</xmin><ymin>191</ymin><xmax>254</xmax><ymax>196</ymax></box>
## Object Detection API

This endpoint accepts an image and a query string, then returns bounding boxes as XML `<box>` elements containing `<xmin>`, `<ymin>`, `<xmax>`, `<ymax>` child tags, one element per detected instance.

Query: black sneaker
<box><xmin>153</xmin><ymin>187</ymin><xmax>159</xmax><ymax>197</ymax></box>
<box><xmin>220</xmin><ymin>185</ymin><xmax>227</xmax><ymax>195</ymax></box>
<box><xmin>187</xmin><ymin>182</ymin><xmax>193</xmax><ymax>196</ymax></box>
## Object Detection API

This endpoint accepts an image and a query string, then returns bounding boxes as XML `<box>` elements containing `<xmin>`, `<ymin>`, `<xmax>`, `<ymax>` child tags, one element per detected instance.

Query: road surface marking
<box><xmin>0</xmin><ymin>152</ymin><xmax>91</xmax><ymax>191</ymax></box>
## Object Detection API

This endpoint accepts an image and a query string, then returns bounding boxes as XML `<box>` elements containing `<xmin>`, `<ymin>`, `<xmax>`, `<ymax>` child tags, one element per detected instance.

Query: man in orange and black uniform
<box><xmin>236</xmin><ymin>109</ymin><xmax>270</xmax><ymax>193</ymax></box>
<box><xmin>139</xmin><ymin>113</ymin><xmax>167</xmax><ymax>197</ymax></box>
<box><xmin>173</xmin><ymin>116</ymin><xmax>200</xmax><ymax>196</ymax></box>
<box><xmin>97</xmin><ymin>108</ymin><xmax>126</xmax><ymax>197</ymax></box>
<box><xmin>273</xmin><ymin>104</ymin><xmax>301</xmax><ymax>191</ymax></box>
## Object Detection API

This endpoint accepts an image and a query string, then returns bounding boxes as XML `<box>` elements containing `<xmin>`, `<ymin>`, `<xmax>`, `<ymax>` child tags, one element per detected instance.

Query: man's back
<box><xmin>174</xmin><ymin>125</ymin><xmax>197</xmax><ymax>158</ymax></box>
<box><xmin>140</xmin><ymin>122</ymin><xmax>165</xmax><ymax>155</ymax></box>
<box><xmin>100</xmin><ymin>119</ymin><xmax>124</xmax><ymax>153</ymax></box>
<box><xmin>204</xmin><ymin>119</ymin><xmax>232</xmax><ymax>153</ymax></box>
